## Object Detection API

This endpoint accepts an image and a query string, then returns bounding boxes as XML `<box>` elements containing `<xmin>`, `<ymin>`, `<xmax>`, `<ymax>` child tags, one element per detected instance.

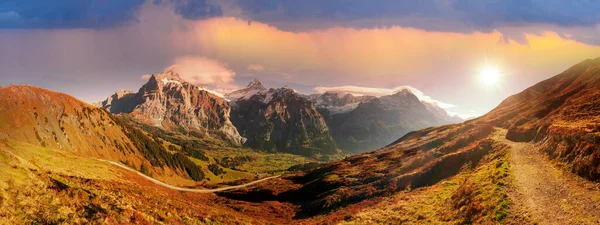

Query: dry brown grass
<box><xmin>308</xmin><ymin>137</ymin><xmax>530</xmax><ymax>224</ymax></box>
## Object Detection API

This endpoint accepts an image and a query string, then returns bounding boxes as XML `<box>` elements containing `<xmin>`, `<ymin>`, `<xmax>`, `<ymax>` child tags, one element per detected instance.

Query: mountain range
<box><xmin>309</xmin><ymin>89</ymin><xmax>463</xmax><ymax>153</ymax></box>
<box><xmin>226</xmin><ymin>80</ymin><xmax>338</xmax><ymax>157</ymax></box>
<box><xmin>98</xmin><ymin>73</ymin><xmax>460</xmax><ymax>157</ymax></box>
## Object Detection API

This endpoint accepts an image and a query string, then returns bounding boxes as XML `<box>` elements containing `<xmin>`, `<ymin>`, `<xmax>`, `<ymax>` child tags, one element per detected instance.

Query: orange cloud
<box><xmin>4</xmin><ymin>1</ymin><xmax>599</xmax><ymax>107</ymax></box>
<box><xmin>166</xmin><ymin>16</ymin><xmax>600</xmax><ymax>88</ymax></box>
<box><xmin>247</xmin><ymin>64</ymin><xmax>265</xmax><ymax>71</ymax></box>
<box><xmin>140</xmin><ymin>74</ymin><xmax>152</xmax><ymax>80</ymax></box>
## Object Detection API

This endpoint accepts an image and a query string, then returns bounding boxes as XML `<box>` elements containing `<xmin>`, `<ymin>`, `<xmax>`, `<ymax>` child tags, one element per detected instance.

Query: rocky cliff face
<box><xmin>98</xmin><ymin>70</ymin><xmax>244</xmax><ymax>145</ymax></box>
<box><xmin>227</xmin><ymin>81</ymin><xmax>337</xmax><ymax>156</ymax></box>
<box><xmin>310</xmin><ymin>90</ymin><xmax>461</xmax><ymax>153</ymax></box>
<box><xmin>95</xmin><ymin>89</ymin><xmax>139</xmax><ymax>113</ymax></box>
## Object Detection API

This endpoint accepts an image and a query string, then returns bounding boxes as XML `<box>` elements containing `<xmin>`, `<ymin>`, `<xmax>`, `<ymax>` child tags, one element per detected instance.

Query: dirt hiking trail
<box><xmin>493</xmin><ymin>129</ymin><xmax>600</xmax><ymax>225</ymax></box>
<box><xmin>98</xmin><ymin>159</ymin><xmax>280</xmax><ymax>193</ymax></box>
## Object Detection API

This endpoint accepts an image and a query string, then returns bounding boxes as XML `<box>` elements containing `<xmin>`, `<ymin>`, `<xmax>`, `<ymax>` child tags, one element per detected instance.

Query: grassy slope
<box><xmin>189</xmin><ymin>157</ymin><xmax>254</xmax><ymax>184</ymax></box>
<box><xmin>205</xmin><ymin>147</ymin><xmax>316</xmax><ymax>174</ymax></box>
<box><xmin>482</xmin><ymin>58</ymin><xmax>600</xmax><ymax>181</ymax></box>
<box><xmin>237</xmin><ymin>129</ymin><xmax>533</xmax><ymax>224</ymax></box>
<box><xmin>336</xmin><ymin>143</ymin><xmax>530</xmax><ymax>224</ymax></box>
<box><xmin>0</xmin><ymin>139</ymin><xmax>297</xmax><ymax>224</ymax></box>
<box><xmin>191</xmin><ymin>147</ymin><xmax>318</xmax><ymax>185</ymax></box>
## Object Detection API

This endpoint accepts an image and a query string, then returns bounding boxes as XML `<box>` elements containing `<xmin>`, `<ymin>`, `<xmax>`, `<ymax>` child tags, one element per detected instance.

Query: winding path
<box><xmin>98</xmin><ymin>159</ymin><xmax>280</xmax><ymax>193</ymax></box>
<box><xmin>494</xmin><ymin>129</ymin><xmax>600</xmax><ymax>225</ymax></box>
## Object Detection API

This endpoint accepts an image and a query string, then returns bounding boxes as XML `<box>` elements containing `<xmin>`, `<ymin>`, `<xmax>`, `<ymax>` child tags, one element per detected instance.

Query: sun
<box><xmin>479</xmin><ymin>66</ymin><xmax>500</xmax><ymax>85</ymax></box>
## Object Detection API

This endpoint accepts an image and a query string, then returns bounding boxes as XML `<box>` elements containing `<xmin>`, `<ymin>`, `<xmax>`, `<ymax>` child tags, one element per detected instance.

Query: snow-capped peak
<box><xmin>392</xmin><ymin>88</ymin><xmax>413</xmax><ymax>97</ymax></box>
<box><xmin>247</xmin><ymin>79</ymin><xmax>264</xmax><ymax>88</ymax></box>
<box><xmin>197</xmin><ymin>86</ymin><xmax>230</xmax><ymax>102</ymax></box>
<box><xmin>151</xmin><ymin>70</ymin><xmax>186</xmax><ymax>85</ymax></box>
<box><xmin>309</xmin><ymin>91</ymin><xmax>376</xmax><ymax>115</ymax></box>
<box><xmin>225</xmin><ymin>79</ymin><xmax>267</xmax><ymax>101</ymax></box>
<box><xmin>161</xmin><ymin>77</ymin><xmax>182</xmax><ymax>85</ymax></box>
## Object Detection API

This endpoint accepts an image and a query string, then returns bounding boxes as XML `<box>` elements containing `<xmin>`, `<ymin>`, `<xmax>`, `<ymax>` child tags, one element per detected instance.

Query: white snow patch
<box><xmin>161</xmin><ymin>77</ymin><xmax>182</xmax><ymax>85</ymax></box>
<box><xmin>262</xmin><ymin>92</ymin><xmax>275</xmax><ymax>104</ymax></box>
<box><xmin>198</xmin><ymin>87</ymin><xmax>230</xmax><ymax>102</ymax></box>
<box><xmin>226</xmin><ymin>88</ymin><xmax>263</xmax><ymax>101</ymax></box>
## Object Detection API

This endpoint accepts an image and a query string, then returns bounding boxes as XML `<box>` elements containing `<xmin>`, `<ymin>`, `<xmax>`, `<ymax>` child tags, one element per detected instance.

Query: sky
<box><xmin>1</xmin><ymin>0</ymin><xmax>600</xmax><ymax>119</ymax></box>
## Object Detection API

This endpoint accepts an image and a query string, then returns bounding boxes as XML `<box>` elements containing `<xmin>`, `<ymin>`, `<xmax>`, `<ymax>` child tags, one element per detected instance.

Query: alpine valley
<box><xmin>1</xmin><ymin>57</ymin><xmax>600</xmax><ymax>224</ymax></box>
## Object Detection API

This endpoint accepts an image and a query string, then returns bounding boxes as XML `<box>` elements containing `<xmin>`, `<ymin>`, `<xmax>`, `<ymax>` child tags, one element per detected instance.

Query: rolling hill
<box><xmin>0</xmin><ymin>85</ymin><xmax>214</xmax><ymax>184</ymax></box>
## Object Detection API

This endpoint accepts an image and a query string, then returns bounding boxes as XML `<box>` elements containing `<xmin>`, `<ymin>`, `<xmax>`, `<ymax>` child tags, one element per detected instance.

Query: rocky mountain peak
<box><xmin>315</xmin><ymin>87</ymin><xmax>462</xmax><ymax>153</ymax></box>
<box><xmin>115</xmin><ymin>89</ymin><xmax>134</xmax><ymax>97</ymax></box>
<box><xmin>151</xmin><ymin>70</ymin><xmax>185</xmax><ymax>83</ymax></box>
<box><xmin>311</xmin><ymin>91</ymin><xmax>369</xmax><ymax>107</ymax></box>
<box><xmin>225</xmin><ymin>79</ymin><xmax>267</xmax><ymax>101</ymax></box>
<box><xmin>273</xmin><ymin>86</ymin><xmax>295</xmax><ymax>94</ymax></box>
<box><xmin>98</xmin><ymin>71</ymin><xmax>244</xmax><ymax>145</ymax></box>
<box><xmin>391</xmin><ymin>88</ymin><xmax>414</xmax><ymax>97</ymax></box>
<box><xmin>228</xmin><ymin>84</ymin><xmax>338</xmax><ymax>156</ymax></box>
<box><xmin>379</xmin><ymin>89</ymin><xmax>421</xmax><ymax>108</ymax></box>
<box><xmin>322</xmin><ymin>91</ymin><xmax>353</xmax><ymax>99</ymax></box>
<box><xmin>247</xmin><ymin>79</ymin><xmax>265</xmax><ymax>89</ymax></box>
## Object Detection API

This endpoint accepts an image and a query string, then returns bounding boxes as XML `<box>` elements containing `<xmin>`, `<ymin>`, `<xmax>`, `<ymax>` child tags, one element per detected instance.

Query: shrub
<box><xmin>217</xmin><ymin>156</ymin><xmax>256</xmax><ymax>169</ymax></box>
<box><xmin>140</xmin><ymin>163</ymin><xmax>152</xmax><ymax>176</ymax></box>
<box><xmin>208</xmin><ymin>164</ymin><xmax>225</xmax><ymax>176</ymax></box>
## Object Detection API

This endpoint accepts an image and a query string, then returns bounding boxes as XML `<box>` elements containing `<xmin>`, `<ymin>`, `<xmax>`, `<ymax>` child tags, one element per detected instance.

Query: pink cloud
<box><xmin>166</xmin><ymin>56</ymin><xmax>237</xmax><ymax>89</ymax></box>
<box><xmin>140</xmin><ymin>74</ymin><xmax>152</xmax><ymax>80</ymax></box>
<box><xmin>247</xmin><ymin>64</ymin><xmax>265</xmax><ymax>71</ymax></box>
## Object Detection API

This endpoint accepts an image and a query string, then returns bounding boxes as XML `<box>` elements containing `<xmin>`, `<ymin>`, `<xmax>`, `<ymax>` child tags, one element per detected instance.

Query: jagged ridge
<box><xmin>98</xmin><ymin>70</ymin><xmax>244</xmax><ymax>145</ymax></box>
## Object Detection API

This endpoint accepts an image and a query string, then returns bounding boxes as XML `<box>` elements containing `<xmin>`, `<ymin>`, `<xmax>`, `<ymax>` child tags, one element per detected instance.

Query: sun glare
<box><xmin>479</xmin><ymin>66</ymin><xmax>500</xmax><ymax>85</ymax></box>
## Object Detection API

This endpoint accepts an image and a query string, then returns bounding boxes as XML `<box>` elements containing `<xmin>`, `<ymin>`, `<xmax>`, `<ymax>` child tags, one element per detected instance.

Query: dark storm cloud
<box><xmin>1</xmin><ymin>0</ymin><xmax>599</xmax><ymax>32</ymax></box>
<box><xmin>0</xmin><ymin>0</ymin><xmax>146</xmax><ymax>29</ymax></box>
<box><xmin>0</xmin><ymin>0</ymin><xmax>223</xmax><ymax>29</ymax></box>
<box><xmin>165</xmin><ymin>0</ymin><xmax>223</xmax><ymax>19</ymax></box>
<box><xmin>224</xmin><ymin>0</ymin><xmax>600</xmax><ymax>30</ymax></box>
<box><xmin>453</xmin><ymin>0</ymin><xmax>600</xmax><ymax>28</ymax></box>
<box><xmin>229</xmin><ymin>0</ymin><xmax>439</xmax><ymax>22</ymax></box>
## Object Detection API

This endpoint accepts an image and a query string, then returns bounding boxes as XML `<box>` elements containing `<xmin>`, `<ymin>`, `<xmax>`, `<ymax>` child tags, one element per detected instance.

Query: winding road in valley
<box><xmin>98</xmin><ymin>159</ymin><xmax>280</xmax><ymax>193</ymax></box>
<box><xmin>494</xmin><ymin>129</ymin><xmax>600</xmax><ymax>225</ymax></box>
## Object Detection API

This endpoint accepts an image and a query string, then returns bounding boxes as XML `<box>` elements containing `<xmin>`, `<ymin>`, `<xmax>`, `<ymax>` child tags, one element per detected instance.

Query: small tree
<box><xmin>140</xmin><ymin>163</ymin><xmax>152</xmax><ymax>176</ymax></box>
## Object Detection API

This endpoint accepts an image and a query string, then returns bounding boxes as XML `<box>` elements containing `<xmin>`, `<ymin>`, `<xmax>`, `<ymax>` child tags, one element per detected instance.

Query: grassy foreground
<box><xmin>326</xmin><ymin>141</ymin><xmax>533</xmax><ymax>224</ymax></box>
<box><xmin>0</xmin><ymin>139</ymin><xmax>295</xmax><ymax>224</ymax></box>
